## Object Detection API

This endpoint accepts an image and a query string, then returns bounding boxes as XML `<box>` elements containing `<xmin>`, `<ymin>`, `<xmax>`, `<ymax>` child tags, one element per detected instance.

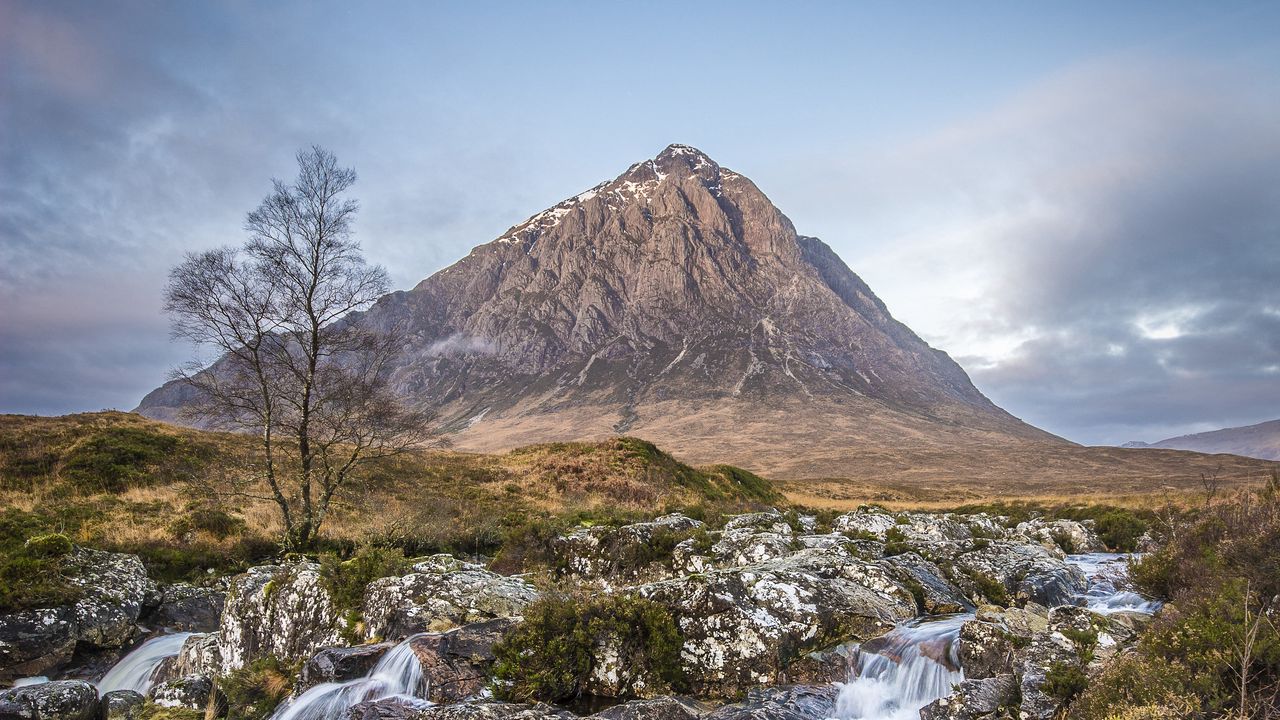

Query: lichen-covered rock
<box><xmin>721</xmin><ymin>511</ymin><xmax>793</xmax><ymax>536</ymax></box>
<box><xmin>0</xmin><ymin>608</ymin><xmax>78</xmax><ymax>683</ymax></box>
<box><xmin>589</xmin><ymin>696</ymin><xmax>705</xmax><ymax>720</ymax></box>
<box><xmin>148</xmin><ymin>673</ymin><xmax>220</xmax><ymax>711</ymax></box>
<box><xmin>147</xmin><ymin>584</ymin><xmax>225</xmax><ymax>633</ymax></box>
<box><xmin>100</xmin><ymin>690</ymin><xmax>145</xmax><ymax>720</ymax></box>
<box><xmin>636</xmin><ymin>548</ymin><xmax>916</xmax><ymax>695</ymax></box>
<box><xmin>349</xmin><ymin>700</ymin><xmax>571</xmax><ymax>720</ymax></box>
<box><xmin>831</xmin><ymin>510</ymin><xmax>898</xmax><ymax>539</ymax></box>
<box><xmin>217</xmin><ymin>561</ymin><xmax>343</xmax><ymax>672</ymax></box>
<box><xmin>298</xmin><ymin>642</ymin><xmax>394</xmax><ymax>691</ymax></box>
<box><xmin>706</xmin><ymin>685</ymin><xmax>837</xmax><ymax>720</ymax></box>
<box><xmin>1018</xmin><ymin>606</ymin><xmax>1107</xmax><ymax>720</ymax></box>
<box><xmin>953</xmin><ymin>541</ymin><xmax>1086</xmax><ymax>608</ymax></box>
<box><xmin>554</xmin><ymin>515</ymin><xmax>704</xmax><ymax>584</ymax></box>
<box><xmin>407</xmin><ymin>618</ymin><xmax>515</xmax><ymax>702</ymax></box>
<box><xmin>157</xmin><ymin>632</ymin><xmax>223</xmax><ymax>681</ymax></box>
<box><xmin>881</xmin><ymin>553</ymin><xmax>973</xmax><ymax>614</ymax></box>
<box><xmin>956</xmin><ymin>620</ymin><xmax>1016</xmax><ymax>679</ymax></box>
<box><xmin>0</xmin><ymin>680</ymin><xmax>99</xmax><ymax>720</ymax></box>
<box><xmin>65</xmin><ymin>548</ymin><xmax>161</xmax><ymax>649</ymax></box>
<box><xmin>705</xmin><ymin>531</ymin><xmax>798</xmax><ymax>569</ymax></box>
<box><xmin>919</xmin><ymin>674</ymin><xmax>1018</xmax><ymax>720</ymax></box>
<box><xmin>893</xmin><ymin>513</ymin><xmax>975</xmax><ymax>544</ymax></box>
<box><xmin>1015</xmin><ymin>519</ymin><xmax>1105</xmax><ymax>554</ymax></box>
<box><xmin>362</xmin><ymin>555</ymin><xmax>538</xmax><ymax>641</ymax></box>
<box><xmin>778</xmin><ymin>640</ymin><xmax>859</xmax><ymax>685</ymax></box>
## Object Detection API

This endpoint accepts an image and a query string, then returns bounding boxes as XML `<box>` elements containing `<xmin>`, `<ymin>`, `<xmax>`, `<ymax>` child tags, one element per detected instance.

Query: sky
<box><xmin>1</xmin><ymin>0</ymin><xmax>1278</xmax><ymax>445</ymax></box>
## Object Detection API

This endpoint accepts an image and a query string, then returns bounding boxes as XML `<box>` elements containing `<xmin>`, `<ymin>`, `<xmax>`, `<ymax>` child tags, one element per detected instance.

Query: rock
<box><xmin>148</xmin><ymin>673</ymin><xmax>220</xmax><ymax>712</ymax></box>
<box><xmin>721</xmin><ymin>512</ymin><xmax>793</xmax><ymax>536</ymax></box>
<box><xmin>893</xmin><ymin>513</ymin><xmax>975</xmax><ymax>544</ymax></box>
<box><xmin>298</xmin><ymin>642</ymin><xmax>394</xmax><ymax>691</ymax></box>
<box><xmin>1018</xmin><ymin>606</ymin><xmax>1106</xmax><ymax>720</ymax></box>
<box><xmin>589</xmin><ymin>696</ymin><xmax>705</xmax><ymax>720</ymax></box>
<box><xmin>705</xmin><ymin>532</ymin><xmax>798</xmax><ymax>570</ymax></box>
<box><xmin>705</xmin><ymin>685</ymin><xmax>838</xmax><ymax>720</ymax></box>
<box><xmin>956</xmin><ymin>620</ymin><xmax>1016</xmax><ymax>679</ymax></box>
<box><xmin>953</xmin><ymin>541</ymin><xmax>1086</xmax><ymax>608</ymax></box>
<box><xmin>1015</xmin><ymin>519</ymin><xmax>1105</xmax><ymax>554</ymax></box>
<box><xmin>217</xmin><ymin>561</ymin><xmax>343</xmax><ymax>672</ymax></box>
<box><xmin>919</xmin><ymin>674</ymin><xmax>1018</xmax><ymax>720</ymax></box>
<box><xmin>363</xmin><ymin>555</ymin><xmax>538</xmax><ymax>641</ymax></box>
<box><xmin>881</xmin><ymin>553</ymin><xmax>973</xmax><ymax>614</ymax></box>
<box><xmin>636</xmin><ymin>548</ymin><xmax>916</xmax><ymax>695</ymax></box>
<box><xmin>779</xmin><ymin>641</ymin><xmax>859</xmax><ymax>685</ymax></box>
<box><xmin>350</xmin><ymin>700</ymin><xmax>571</xmax><ymax>720</ymax></box>
<box><xmin>0</xmin><ymin>609</ymin><xmax>78</xmax><ymax>683</ymax></box>
<box><xmin>831</xmin><ymin>510</ymin><xmax>898</xmax><ymax>539</ymax></box>
<box><xmin>555</xmin><ymin>515</ymin><xmax>704</xmax><ymax>584</ymax></box>
<box><xmin>65</xmin><ymin>548</ymin><xmax>161</xmax><ymax>649</ymax></box>
<box><xmin>156</xmin><ymin>632</ymin><xmax>223</xmax><ymax>682</ymax></box>
<box><xmin>147</xmin><ymin>584</ymin><xmax>224</xmax><ymax>633</ymax></box>
<box><xmin>407</xmin><ymin>618</ymin><xmax>516</xmax><ymax>702</ymax></box>
<box><xmin>0</xmin><ymin>680</ymin><xmax>99</xmax><ymax>720</ymax></box>
<box><xmin>99</xmin><ymin>690</ymin><xmax>145</xmax><ymax>720</ymax></box>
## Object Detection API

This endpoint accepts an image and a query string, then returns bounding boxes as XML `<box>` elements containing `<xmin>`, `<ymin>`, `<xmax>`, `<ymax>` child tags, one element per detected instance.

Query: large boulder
<box><xmin>1017</xmin><ymin>606</ymin><xmax>1107</xmax><ymax>720</ymax></box>
<box><xmin>952</xmin><ymin>541</ymin><xmax>1086</xmax><ymax>608</ymax></box>
<box><xmin>148</xmin><ymin>673</ymin><xmax>221</xmax><ymax>712</ymax></box>
<box><xmin>881</xmin><ymin>553</ymin><xmax>973</xmax><ymax>614</ymax></box>
<box><xmin>704</xmin><ymin>685</ymin><xmax>838</xmax><ymax>720</ymax></box>
<box><xmin>406</xmin><ymin>618</ymin><xmax>516</xmax><ymax>703</ymax></box>
<box><xmin>99</xmin><ymin>690</ymin><xmax>145</xmax><ymax>720</ymax></box>
<box><xmin>348</xmin><ymin>700</ymin><xmax>571</xmax><ymax>720</ymax></box>
<box><xmin>1015</xmin><ymin>519</ymin><xmax>1105</xmax><ymax>554</ymax></box>
<box><xmin>635</xmin><ymin>548</ymin><xmax>917</xmax><ymax>695</ymax></box>
<box><xmin>217</xmin><ymin>561</ymin><xmax>344</xmax><ymax>672</ymax></box>
<box><xmin>0</xmin><ymin>680</ymin><xmax>99</xmax><ymax>720</ymax></box>
<box><xmin>555</xmin><ymin>515</ymin><xmax>704</xmax><ymax>584</ymax></box>
<box><xmin>362</xmin><ymin>556</ymin><xmax>538</xmax><ymax>641</ymax></box>
<box><xmin>589</xmin><ymin>696</ymin><xmax>705</xmax><ymax>720</ymax></box>
<box><xmin>146</xmin><ymin>584</ymin><xmax>225</xmax><ymax>633</ymax></box>
<box><xmin>298</xmin><ymin>642</ymin><xmax>394</xmax><ymax>691</ymax></box>
<box><xmin>65</xmin><ymin>548</ymin><xmax>161</xmax><ymax>649</ymax></box>
<box><xmin>0</xmin><ymin>609</ymin><xmax>78</xmax><ymax>683</ymax></box>
<box><xmin>919</xmin><ymin>674</ymin><xmax>1019</xmax><ymax>720</ymax></box>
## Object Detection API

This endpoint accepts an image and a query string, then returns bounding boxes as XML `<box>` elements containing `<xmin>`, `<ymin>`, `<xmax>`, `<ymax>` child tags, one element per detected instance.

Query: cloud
<box><xmin>425</xmin><ymin>333</ymin><xmax>498</xmax><ymax>357</ymax></box>
<box><xmin>816</xmin><ymin>58</ymin><xmax>1280</xmax><ymax>444</ymax></box>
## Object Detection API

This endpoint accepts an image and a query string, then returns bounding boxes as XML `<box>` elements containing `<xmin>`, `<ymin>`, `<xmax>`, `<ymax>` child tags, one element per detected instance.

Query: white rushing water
<box><xmin>1066</xmin><ymin>552</ymin><xmax>1162</xmax><ymax>615</ymax></box>
<box><xmin>833</xmin><ymin>613</ymin><xmax>968</xmax><ymax>720</ymax></box>
<box><xmin>270</xmin><ymin>636</ymin><xmax>432</xmax><ymax>720</ymax></box>
<box><xmin>97</xmin><ymin>632</ymin><xmax>193</xmax><ymax>694</ymax></box>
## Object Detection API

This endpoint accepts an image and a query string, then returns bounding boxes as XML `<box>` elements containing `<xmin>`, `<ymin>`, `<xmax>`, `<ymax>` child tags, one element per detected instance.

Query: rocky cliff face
<box><xmin>138</xmin><ymin>144</ymin><xmax>1057</xmax><ymax>477</ymax></box>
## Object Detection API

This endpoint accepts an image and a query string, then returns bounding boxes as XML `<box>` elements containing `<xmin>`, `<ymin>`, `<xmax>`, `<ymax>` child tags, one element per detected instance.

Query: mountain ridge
<box><xmin>1123</xmin><ymin>418</ymin><xmax>1280</xmax><ymax>461</ymax></box>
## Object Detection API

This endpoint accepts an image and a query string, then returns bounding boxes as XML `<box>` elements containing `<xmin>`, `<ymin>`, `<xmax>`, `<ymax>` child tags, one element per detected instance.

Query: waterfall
<box><xmin>832</xmin><ymin>614</ymin><xmax>968</xmax><ymax>720</ymax></box>
<box><xmin>269</xmin><ymin>636</ymin><xmax>431</xmax><ymax>720</ymax></box>
<box><xmin>1066</xmin><ymin>552</ymin><xmax>1162</xmax><ymax>615</ymax></box>
<box><xmin>97</xmin><ymin>632</ymin><xmax>193</xmax><ymax>694</ymax></box>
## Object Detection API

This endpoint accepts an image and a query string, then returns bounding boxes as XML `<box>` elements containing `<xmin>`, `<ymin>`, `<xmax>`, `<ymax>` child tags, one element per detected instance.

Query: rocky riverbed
<box><xmin>0</xmin><ymin>507</ymin><xmax>1160</xmax><ymax>720</ymax></box>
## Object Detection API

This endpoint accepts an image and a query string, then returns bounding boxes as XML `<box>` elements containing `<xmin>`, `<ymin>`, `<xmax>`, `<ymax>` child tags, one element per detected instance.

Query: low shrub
<box><xmin>964</xmin><ymin>568</ymin><xmax>1009</xmax><ymax>607</ymax></box>
<box><xmin>219</xmin><ymin>656</ymin><xmax>298</xmax><ymax>720</ymax></box>
<box><xmin>1043</xmin><ymin>661</ymin><xmax>1088</xmax><ymax>704</ymax></box>
<box><xmin>61</xmin><ymin>426</ymin><xmax>182</xmax><ymax>493</ymax></box>
<box><xmin>492</xmin><ymin>593</ymin><xmax>684</xmax><ymax>702</ymax></box>
<box><xmin>318</xmin><ymin>545</ymin><xmax>412</xmax><ymax>642</ymax></box>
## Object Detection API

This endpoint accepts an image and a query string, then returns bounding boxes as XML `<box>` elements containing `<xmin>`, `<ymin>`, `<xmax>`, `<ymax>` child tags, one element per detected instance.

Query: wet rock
<box><xmin>298</xmin><ymin>642</ymin><xmax>394</xmax><ymax>691</ymax></box>
<box><xmin>589</xmin><ymin>696</ymin><xmax>705</xmax><ymax>720</ymax></box>
<box><xmin>0</xmin><ymin>608</ymin><xmax>78</xmax><ymax>683</ymax></box>
<box><xmin>65</xmin><ymin>548</ymin><xmax>161</xmax><ymax>649</ymax></box>
<box><xmin>217</xmin><ymin>561</ymin><xmax>343</xmax><ymax>671</ymax></box>
<box><xmin>778</xmin><ymin>641</ymin><xmax>858</xmax><ymax>685</ymax></box>
<box><xmin>555</xmin><ymin>515</ymin><xmax>704</xmax><ymax>584</ymax></box>
<box><xmin>407</xmin><ymin>618</ymin><xmax>516</xmax><ymax>702</ymax></box>
<box><xmin>99</xmin><ymin>690</ymin><xmax>145</xmax><ymax>720</ymax></box>
<box><xmin>363</xmin><ymin>555</ymin><xmax>538</xmax><ymax>641</ymax></box>
<box><xmin>0</xmin><ymin>680</ymin><xmax>99</xmax><ymax>720</ymax></box>
<box><xmin>1015</xmin><ymin>519</ymin><xmax>1105</xmax><ymax>554</ymax></box>
<box><xmin>919</xmin><ymin>674</ymin><xmax>1018</xmax><ymax>720</ymax></box>
<box><xmin>147</xmin><ymin>584</ymin><xmax>224</xmax><ymax>633</ymax></box>
<box><xmin>148</xmin><ymin>673</ymin><xmax>220</xmax><ymax>712</ymax></box>
<box><xmin>636</xmin><ymin>548</ymin><xmax>916</xmax><ymax>695</ymax></box>
<box><xmin>705</xmin><ymin>685</ymin><xmax>838</xmax><ymax>720</ymax></box>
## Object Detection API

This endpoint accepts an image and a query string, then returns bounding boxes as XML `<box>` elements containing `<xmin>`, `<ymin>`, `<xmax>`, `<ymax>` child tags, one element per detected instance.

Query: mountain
<box><xmin>1124</xmin><ymin>419</ymin><xmax>1280</xmax><ymax>461</ymax></box>
<box><xmin>138</xmin><ymin>145</ymin><xmax>1278</xmax><ymax>493</ymax></box>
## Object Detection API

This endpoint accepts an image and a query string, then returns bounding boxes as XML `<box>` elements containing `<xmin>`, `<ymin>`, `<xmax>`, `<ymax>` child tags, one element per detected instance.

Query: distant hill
<box><xmin>1123</xmin><ymin>419</ymin><xmax>1280</xmax><ymax>461</ymax></box>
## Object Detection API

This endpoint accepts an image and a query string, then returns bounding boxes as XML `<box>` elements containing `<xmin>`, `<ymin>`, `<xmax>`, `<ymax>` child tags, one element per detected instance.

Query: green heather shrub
<box><xmin>1043</xmin><ymin>661</ymin><xmax>1088</xmax><ymax>704</ymax></box>
<box><xmin>219</xmin><ymin>656</ymin><xmax>298</xmax><ymax>720</ymax></box>
<box><xmin>1092</xmin><ymin>510</ymin><xmax>1147</xmax><ymax>552</ymax></box>
<box><xmin>883</xmin><ymin>527</ymin><xmax>911</xmax><ymax>556</ymax></box>
<box><xmin>0</xmin><ymin>523</ymin><xmax>80</xmax><ymax>612</ymax></box>
<box><xmin>319</xmin><ymin>545</ymin><xmax>412</xmax><ymax>642</ymax></box>
<box><xmin>134</xmin><ymin>703</ymin><xmax>206</xmax><ymax>720</ymax></box>
<box><xmin>492</xmin><ymin>593</ymin><xmax>684</xmax><ymax>702</ymax></box>
<box><xmin>964</xmin><ymin>568</ymin><xmax>1009</xmax><ymax>607</ymax></box>
<box><xmin>61</xmin><ymin>426</ymin><xmax>180</xmax><ymax>492</ymax></box>
<box><xmin>25</xmin><ymin>532</ymin><xmax>73</xmax><ymax>558</ymax></box>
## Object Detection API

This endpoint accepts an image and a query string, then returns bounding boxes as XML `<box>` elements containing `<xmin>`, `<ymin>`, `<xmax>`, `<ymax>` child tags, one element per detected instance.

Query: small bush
<box><xmin>492</xmin><ymin>593</ymin><xmax>684</xmax><ymax>702</ymax></box>
<box><xmin>1049</xmin><ymin>528</ymin><xmax>1077</xmax><ymax>554</ymax></box>
<box><xmin>319</xmin><ymin>545</ymin><xmax>412</xmax><ymax>642</ymax></box>
<box><xmin>61</xmin><ymin>426</ymin><xmax>181</xmax><ymax>493</ymax></box>
<box><xmin>1043</xmin><ymin>661</ymin><xmax>1088</xmax><ymax>703</ymax></box>
<box><xmin>219</xmin><ymin>656</ymin><xmax>298</xmax><ymax>720</ymax></box>
<box><xmin>1093</xmin><ymin>510</ymin><xmax>1147</xmax><ymax>552</ymax></box>
<box><xmin>964</xmin><ymin>568</ymin><xmax>1009</xmax><ymax>607</ymax></box>
<box><xmin>883</xmin><ymin>527</ymin><xmax>911</xmax><ymax>556</ymax></box>
<box><xmin>25</xmin><ymin>533</ymin><xmax>73</xmax><ymax>558</ymax></box>
<box><xmin>0</xmin><ymin>524</ymin><xmax>81</xmax><ymax>612</ymax></box>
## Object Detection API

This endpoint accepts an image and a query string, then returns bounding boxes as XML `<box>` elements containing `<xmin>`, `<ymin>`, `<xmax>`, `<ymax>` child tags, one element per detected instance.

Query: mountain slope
<box><xmin>1124</xmin><ymin>419</ymin><xmax>1280</xmax><ymax>461</ymax></box>
<box><xmin>139</xmin><ymin>144</ymin><xmax>1279</xmax><ymax>489</ymax></box>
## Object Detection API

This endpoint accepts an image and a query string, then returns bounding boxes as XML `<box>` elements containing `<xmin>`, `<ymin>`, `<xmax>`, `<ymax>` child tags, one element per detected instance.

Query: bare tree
<box><xmin>166</xmin><ymin>146</ymin><xmax>437</xmax><ymax>549</ymax></box>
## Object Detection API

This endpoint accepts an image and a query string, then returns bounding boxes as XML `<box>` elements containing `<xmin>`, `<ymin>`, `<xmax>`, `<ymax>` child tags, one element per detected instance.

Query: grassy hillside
<box><xmin>0</xmin><ymin>412</ymin><xmax>781</xmax><ymax>585</ymax></box>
